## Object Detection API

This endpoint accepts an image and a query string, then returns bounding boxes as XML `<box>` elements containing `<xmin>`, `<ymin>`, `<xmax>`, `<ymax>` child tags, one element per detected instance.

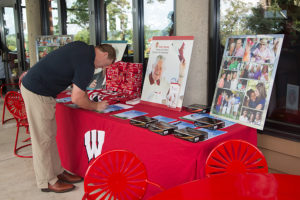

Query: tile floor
<box><xmin>0</xmin><ymin>98</ymin><xmax>84</xmax><ymax>200</ymax></box>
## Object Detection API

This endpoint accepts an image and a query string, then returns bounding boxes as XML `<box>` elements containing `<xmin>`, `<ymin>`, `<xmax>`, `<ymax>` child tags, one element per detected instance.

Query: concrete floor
<box><xmin>0</xmin><ymin>98</ymin><xmax>84</xmax><ymax>200</ymax></box>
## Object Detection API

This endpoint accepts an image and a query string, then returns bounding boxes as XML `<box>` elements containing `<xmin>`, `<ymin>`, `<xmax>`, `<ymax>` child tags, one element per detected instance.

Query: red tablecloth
<box><xmin>56</xmin><ymin>103</ymin><xmax>257</xmax><ymax>199</ymax></box>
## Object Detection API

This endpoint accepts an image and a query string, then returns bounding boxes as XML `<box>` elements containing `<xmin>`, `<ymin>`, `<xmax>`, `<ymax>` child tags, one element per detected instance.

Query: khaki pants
<box><xmin>21</xmin><ymin>84</ymin><xmax>63</xmax><ymax>188</ymax></box>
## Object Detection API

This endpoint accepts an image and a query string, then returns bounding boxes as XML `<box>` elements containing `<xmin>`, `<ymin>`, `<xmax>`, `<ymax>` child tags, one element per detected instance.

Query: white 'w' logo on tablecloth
<box><xmin>84</xmin><ymin>130</ymin><xmax>105</xmax><ymax>162</ymax></box>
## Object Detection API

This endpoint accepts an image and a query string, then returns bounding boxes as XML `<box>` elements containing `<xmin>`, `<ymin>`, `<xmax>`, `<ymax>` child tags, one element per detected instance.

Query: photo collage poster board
<box><xmin>36</xmin><ymin>35</ymin><xmax>73</xmax><ymax>61</ymax></box>
<box><xmin>141</xmin><ymin>36</ymin><xmax>194</xmax><ymax>111</ymax></box>
<box><xmin>210</xmin><ymin>34</ymin><xmax>284</xmax><ymax>130</ymax></box>
<box><xmin>87</xmin><ymin>41</ymin><xmax>127</xmax><ymax>90</ymax></box>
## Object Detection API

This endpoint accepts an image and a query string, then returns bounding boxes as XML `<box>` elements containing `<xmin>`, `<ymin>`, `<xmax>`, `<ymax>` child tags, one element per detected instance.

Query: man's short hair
<box><xmin>96</xmin><ymin>44</ymin><xmax>116</xmax><ymax>63</ymax></box>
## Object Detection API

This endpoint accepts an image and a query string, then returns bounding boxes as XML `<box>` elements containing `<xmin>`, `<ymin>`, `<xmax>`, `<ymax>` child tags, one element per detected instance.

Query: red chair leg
<box><xmin>2</xmin><ymin>101</ymin><xmax>14</xmax><ymax>124</ymax></box>
<box><xmin>14</xmin><ymin>125</ymin><xmax>32</xmax><ymax>158</ymax></box>
<box><xmin>2</xmin><ymin>104</ymin><xmax>5</xmax><ymax>124</ymax></box>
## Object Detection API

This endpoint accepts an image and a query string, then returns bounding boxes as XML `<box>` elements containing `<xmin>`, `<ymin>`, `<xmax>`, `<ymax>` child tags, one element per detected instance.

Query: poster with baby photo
<box><xmin>211</xmin><ymin>34</ymin><xmax>284</xmax><ymax>130</ymax></box>
<box><xmin>141</xmin><ymin>36</ymin><xmax>194</xmax><ymax>111</ymax></box>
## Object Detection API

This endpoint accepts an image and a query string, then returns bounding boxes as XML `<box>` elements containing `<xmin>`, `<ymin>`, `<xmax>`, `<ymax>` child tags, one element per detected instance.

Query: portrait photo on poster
<box><xmin>210</xmin><ymin>34</ymin><xmax>284</xmax><ymax>130</ymax></box>
<box><xmin>140</xmin><ymin>36</ymin><xmax>194</xmax><ymax>111</ymax></box>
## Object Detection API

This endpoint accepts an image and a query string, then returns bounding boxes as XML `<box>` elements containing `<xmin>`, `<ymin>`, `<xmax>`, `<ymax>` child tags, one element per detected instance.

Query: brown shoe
<box><xmin>57</xmin><ymin>170</ymin><xmax>83</xmax><ymax>184</ymax></box>
<box><xmin>41</xmin><ymin>180</ymin><xmax>75</xmax><ymax>193</ymax></box>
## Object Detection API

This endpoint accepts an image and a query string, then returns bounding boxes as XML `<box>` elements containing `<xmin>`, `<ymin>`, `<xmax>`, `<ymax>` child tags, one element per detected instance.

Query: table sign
<box><xmin>141</xmin><ymin>36</ymin><xmax>194</xmax><ymax>111</ymax></box>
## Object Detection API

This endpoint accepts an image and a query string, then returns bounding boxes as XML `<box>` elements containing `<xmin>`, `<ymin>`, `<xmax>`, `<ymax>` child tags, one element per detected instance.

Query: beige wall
<box><xmin>176</xmin><ymin>0</ymin><xmax>209</xmax><ymax>106</ymax></box>
<box><xmin>25</xmin><ymin>0</ymin><xmax>41</xmax><ymax>67</ymax></box>
<box><xmin>258</xmin><ymin>134</ymin><xmax>300</xmax><ymax>175</ymax></box>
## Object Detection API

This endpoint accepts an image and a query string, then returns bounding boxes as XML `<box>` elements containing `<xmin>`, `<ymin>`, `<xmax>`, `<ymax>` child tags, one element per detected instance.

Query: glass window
<box><xmin>21</xmin><ymin>0</ymin><xmax>29</xmax><ymax>66</ymax></box>
<box><xmin>66</xmin><ymin>0</ymin><xmax>90</xmax><ymax>43</ymax></box>
<box><xmin>105</xmin><ymin>0</ymin><xmax>133</xmax><ymax>55</ymax></box>
<box><xmin>48</xmin><ymin>0</ymin><xmax>59</xmax><ymax>35</ymax></box>
<box><xmin>144</xmin><ymin>0</ymin><xmax>174</xmax><ymax>58</ymax></box>
<box><xmin>3</xmin><ymin>7</ymin><xmax>17</xmax><ymax>51</ymax></box>
<box><xmin>218</xmin><ymin>0</ymin><xmax>300</xmax><ymax>137</ymax></box>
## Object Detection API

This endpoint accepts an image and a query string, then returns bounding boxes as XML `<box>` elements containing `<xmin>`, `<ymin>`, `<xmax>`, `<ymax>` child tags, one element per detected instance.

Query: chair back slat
<box><xmin>83</xmin><ymin>150</ymin><xmax>149</xmax><ymax>200</ymax></box>
<box><xmin>205</xmin><ymin>139</ymin><xmax>268</xmax><ymax>177</ymax></box>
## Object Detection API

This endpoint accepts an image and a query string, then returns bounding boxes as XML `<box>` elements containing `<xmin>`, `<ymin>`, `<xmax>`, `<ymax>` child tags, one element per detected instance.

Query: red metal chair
<box><xmin>82</xmin><ymin>150</ymin><xmax>164</xmax><ymax>200</ymax></box>
<box><xmin>4</xmin><ymin>91</ymin><xmax>32</xmax><ymax>158</ymax></box>
<box><xmin>205</xmin><ymin>139</ymin><xmax>268</xmax><ymax>177</ymax></box>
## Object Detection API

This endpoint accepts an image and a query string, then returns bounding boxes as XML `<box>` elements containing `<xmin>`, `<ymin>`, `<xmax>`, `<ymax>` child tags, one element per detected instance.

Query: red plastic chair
<box><xmin>82</xmin><ymin>150</ymin><xmax>164</xmax><ymax>200</ymax></box>
<box><xmin>4</xmin><ymin>91</ymin><xmax>32</xmax><ymax>158</ymax></box>
<box><xmin>1</xmin><ymin>70</ymin><xmax>27</xmax><ymax>124</ymax></box>
<box><xmin>205</xmin><ymin>139</ymin><xmax>268</xmax><ymax>177</ymax></box>
<box><xmin>1</xmin><ymin>83</ymin><xmax>19</xmax><ymax>124</ymax></box>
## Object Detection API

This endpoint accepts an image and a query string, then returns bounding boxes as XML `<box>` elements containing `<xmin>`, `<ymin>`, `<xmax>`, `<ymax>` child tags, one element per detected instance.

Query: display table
<box><xmin>149</xmin><ymin>173</ymin><xmax>300</xmax><ymax>200</ymax></box>
<box><xmin>56</xmin><ymin>103</ymin><xmax>257</xmax><ymax>199</ymax></box>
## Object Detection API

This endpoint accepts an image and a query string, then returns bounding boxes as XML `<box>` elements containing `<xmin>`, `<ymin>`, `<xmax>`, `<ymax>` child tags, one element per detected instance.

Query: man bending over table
<box><xmin>21</xmin><ymin>41</ymin><xmax>116</xmax><ymax>193</ymax></box>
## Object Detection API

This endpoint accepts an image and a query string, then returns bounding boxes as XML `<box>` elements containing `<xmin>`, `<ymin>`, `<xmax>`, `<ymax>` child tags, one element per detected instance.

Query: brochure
<box><xmin>180</xmin><ymin>113</ymin><xmax>209</xmax><ymax>121</ymax></box>
<box><xmin>152</xmin><ymin>115</ymin><xmax>177</xmax><ymax>123</ymax></box>
<box><xmin>180</xmin><ymin>113</ymin><xmax>235</xmax><ymax>128</ymax></box>
<box><xmin>198</xmin><ymin>128</ymin><xmax>227</xmax><ymax>140</ymax></box>
<box><xmin>56</xmin><ymin>97</ymin><xmax>72</xmax><ymax>103</ymax></box>
<box><xmin>112</xmin><ymin>110</ymin><xmax>148</xmax><ymax>119</ymax></box>
<box><xmin>101</xmin><ymin>103</ymin><xmax>133</xmax><ymax>113</ymax></box>
<box><xmin>171</xmin><ymin>121</ymin><xmax>197</xmax><ymax>129</ymax></box>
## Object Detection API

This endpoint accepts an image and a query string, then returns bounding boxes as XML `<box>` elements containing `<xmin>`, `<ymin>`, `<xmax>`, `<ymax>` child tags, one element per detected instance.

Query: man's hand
<box><xmin>95</xmin><ymin>100</ymin><xmax>109</xmax><ymax>112</ymax></box>
<box><xmin>89</xmin><ymin>80</ymin><xmax>97</xmax><ymax>88</ymax></box>
<box><xmin>71</xmin><ymin>84</ymin><xmax>106</xmax><ymax>111</ymax></box>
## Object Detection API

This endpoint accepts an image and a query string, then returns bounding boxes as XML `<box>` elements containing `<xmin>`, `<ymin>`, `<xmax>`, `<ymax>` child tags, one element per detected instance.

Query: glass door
<box><xmin>0</xmin><ymin>0</ymin><xmax>26</xmax><ymax>87</ymax></box>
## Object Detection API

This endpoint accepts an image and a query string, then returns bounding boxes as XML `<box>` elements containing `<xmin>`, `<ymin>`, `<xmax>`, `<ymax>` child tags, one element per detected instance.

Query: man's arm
<box><xmin>71</xmin><ymin>84</ymin><xmax>108</xmax><ymax>112</ymax></box>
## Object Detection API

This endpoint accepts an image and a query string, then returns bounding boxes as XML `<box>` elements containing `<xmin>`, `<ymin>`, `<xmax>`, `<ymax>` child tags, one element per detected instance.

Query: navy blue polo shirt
<box><xmin>22</xmin><ymin>41</ymin><xmax>95</xmax><ymax>98</ymax></box>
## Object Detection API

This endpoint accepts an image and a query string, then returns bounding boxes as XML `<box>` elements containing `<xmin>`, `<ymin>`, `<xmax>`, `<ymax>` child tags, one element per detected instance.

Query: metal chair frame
<box><xmin>4</xmin><ymin>91</ymin><xmax>32</xmax><ymax>158</ymax></box>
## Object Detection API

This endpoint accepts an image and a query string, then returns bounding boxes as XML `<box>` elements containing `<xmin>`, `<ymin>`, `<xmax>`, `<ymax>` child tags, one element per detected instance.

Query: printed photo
<box><xmin>222</xmin><ymin>57</ymin><xmax>243</xmax><ymax>70</ymax></box>
<box><xmin>212</xmin><ymin>88</ymin><xmax>244</xmax><ymax>120</ymax></box>
<box><xmin>239</xmin><ymin>108</ymin><xmax>262</xmax><ymax>126</ymax></box>
<box><xmin>236</xmin><ymin>79</ymin><xmax>248</xmax><ymax>91</ymax></box>
<box><xmin>225</xmin><ymin>38</ymin><xmax>245</xmax><ymax>57</ymax></box>
<box><xmin>217</xmin><ymin>70</ymin><xmax>238</xmax><ymax>90</ymax></box>
<box><xmin>243</xmin><ymin>80</ymin><xmax>269</xmax><ymax>111</ymax></box>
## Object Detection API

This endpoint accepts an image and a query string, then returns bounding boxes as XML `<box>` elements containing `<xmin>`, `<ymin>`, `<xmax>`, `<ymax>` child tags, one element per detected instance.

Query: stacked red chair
<box><xmin>82</xmin><ymin>150</ymin><xmax>164</xmax><ymax>200</ymax></box>
<box><xmin>4</xmin><ymin>91</ymin><xmax>32</xmax><ymax>158</ymax></box>
<box><xmin>205</xmin><ymin>139</ymin><xmax>268</xmax><ymax>177</ymax></box>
